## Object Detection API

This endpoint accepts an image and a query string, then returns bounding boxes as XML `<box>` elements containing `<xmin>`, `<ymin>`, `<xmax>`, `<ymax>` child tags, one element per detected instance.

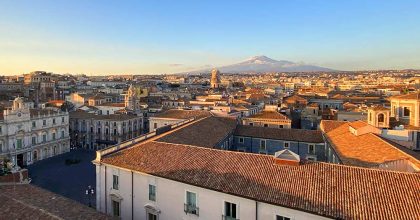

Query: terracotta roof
<box><xmin>153</xmin><ymin>109</ymin><xmax>211</xmax><ymax>119</ymax></box>
<box><xmin>246</xmin><ymin>110</ymin><xmax>290</xmax><ymax>120</ymax></box>
<box><xmin>390</xmin><ymin>92</ymin><xmax>420</xmax><ymax>100</ymax></box>
<box><xmin>0</xmin><ymin>184</ymin><xmax>113</xmax><ymax>220</ymax></box>
<box><xmin>322</xmin><ymin>121</ymin><xmax>420</xmax><ymax>169</ymax></box>
<box><xmin>369</xmin><ymin>105</ymin><xmax>389</xmax><ymax>111</ymax></box>
<box><xmin>157</xmin><ymin>116</ymin><xmax>237</xmax><ymax>147</ymax></box>
<box><xmin>283</xmin><ymin>95</ymin><xmax>307</xmax><ymax>103</ymax></box>
<box><xmin>101</xmin><ymin>141</ymin><xmax>420</xmax><ymax>220</ymax></box>
<box><xmin>320</xmin><ymin>120</ymin><xmax>347</xmax><ymax>133</ymax></box>
<box><xmin>348</xmin><ymin>120</ymin><xmax>369</xmax><ymax>129</ymax></box>
<box><xmin>234</xmin><ymin>125</ymin><xmax>324</xmax><ymax>143</ymax></box>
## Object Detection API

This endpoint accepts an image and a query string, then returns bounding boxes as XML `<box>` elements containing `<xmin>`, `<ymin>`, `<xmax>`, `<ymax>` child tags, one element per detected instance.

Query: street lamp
<box><xmin>85</xmin><ymin>185</ymin><xmax>95</xmax><ymax>207</ymax></box>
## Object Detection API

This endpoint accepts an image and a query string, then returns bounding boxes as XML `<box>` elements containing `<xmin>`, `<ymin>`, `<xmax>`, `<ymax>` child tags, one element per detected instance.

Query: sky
<box><xmin>1</xmin><ymin>0</ymin><xmax>420</xmax><ymax>75</ymax></box>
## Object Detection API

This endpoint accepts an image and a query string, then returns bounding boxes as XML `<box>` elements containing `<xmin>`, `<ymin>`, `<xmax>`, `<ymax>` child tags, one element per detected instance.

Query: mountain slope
<box><xmin>217</xmin><ymin>56</ymin><xmax>334</xmax><ymax>73</ymax></box>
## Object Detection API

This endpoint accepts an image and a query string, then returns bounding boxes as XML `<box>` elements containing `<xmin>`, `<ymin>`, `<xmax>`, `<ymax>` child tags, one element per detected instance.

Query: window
<box><xmin>32</xmin><ymin>136</ymin><xmax>36</xmax><ymax>145</ymax></box>
<box><xmin>276</xmin><ymin>215</ymin><xmax>291</xmax><ymax>220</ymax></box>
<box><xmin>249</xmin><ymin>122</ymin><xmax>253</xmax><ymax>126</ymax></box>
<box><xmin>43</xmin><ymin>120</ymin><xmax>46</xmax><ymax>126</ymax></box>
<box><xmin>32</xmin><ymin>121</ymin><xmax>36</xmax><ymax>128</ymax></box>
<box><xmin>112</xmin><ymin>175</ymin><xmax>119</xmax><ymax>190</ymax></box>
<box><xmin>308</xmin><ymin>144</ymin><xmax>315</xmax><ymax>154</ymax></box>
<box><xmin>259</xmin><ymin>140</ymin><xmax>267</xmax><ymax>154</ymax></box>
<box><xmin>284</xmin><ymin>142</ymin><xmax>289</xmax><ymax>149</ymax></box>
<box><xmin>0</xmin><ymin>126</ymin><xmax>2</xmax><ymax>133</ymax></box>
<box><xmin>239</xmin><ymin>137</ymin><xmax>244</xmax><ymax>143</ymax></box>
<box><xmin>52</xmin><ymin>133</ymin><xmax>56</xmax><ymax>140</ymax></box>
<box><xmin>149</xmin><ymin>184</ymin><xmax>156</xmax><ymax>201</ymax></box>
<box><xmin>185</xmin><ymin>191</ymin><xmax>198</xmax><ymax>215</ymax></box>
<box><xmin>112</xmin><ymin>200</ymin><xmax>120</xmax><ymax>217</ymax></box>
<box><xmin>403</xmin><ymin>107</ymin><xmax>410</xmax><ymax>117</ymax></box>
<box><xmin>378</xmin><ymin>113</ymin><xmax>384</xmax><ymax>123</ymax></box>
<box><xmin>264</xmin><ymin>124</ymin><xmax>268</xmax><ymax>127</ymax></box>
<box><xmin>43</xmin><ymin>134</ymin><xmax>47</xmax><ymax>142</ymax></box>
<box><xmin>279</xmin><ymin>125</ymin><xmax>284</xmax><ymax>128</ymax></box>
<box><xmin>16</xmin><ymin>139</ymin><xmax>23</xmax><ymax>149</ymax></box>
<box><xmin>224</xmin><ymin>201</ymin><xmax>237</xmax><ymax>219</ymax></box>
<box><xmin>154</xmin><ymin>123</ymin><xmax>157</xmax><ymax>129</ymax></box>
<box><xmin>62</xmin><ymin>117</ymin><xmax>65</xmax><ymax>123</ymax></box>
<box><xmin>148</xmin><ymin>213</ymin><xmax>157</xmax><ymax>220</ymax></box>
<box><xmin>61</xmin><ymin>131</ymin><xmax>65</xmax><ymax>138</ymax></box>
<box><xmin>53</xmin><ymin>118</ymin><xmax>56</xmax><ymax>124</ymax></box>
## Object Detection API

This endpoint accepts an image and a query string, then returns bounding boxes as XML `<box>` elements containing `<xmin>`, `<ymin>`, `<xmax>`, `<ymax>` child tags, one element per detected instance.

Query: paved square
<box><xmin>27</xmin><ymin>149</ymin><xmax>97</xmax><ymax>207</ymax></box>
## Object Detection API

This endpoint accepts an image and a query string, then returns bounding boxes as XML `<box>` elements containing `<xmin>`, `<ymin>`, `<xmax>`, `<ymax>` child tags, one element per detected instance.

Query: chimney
<box><xmin>274</xmin><ymin>149</ymin><xmax>300</xmax><ymax>166</ymax></box>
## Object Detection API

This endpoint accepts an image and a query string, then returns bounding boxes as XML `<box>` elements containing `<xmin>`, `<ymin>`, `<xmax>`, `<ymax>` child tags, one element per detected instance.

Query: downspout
<box><xmin>105</xmin><ymin>165</ymin><xmax>107</xmax><ymax>214</ymax></box>
<box><xmin>297</xmin><ymin>141</ymin><xmax>300</xmax><ymax>155</ymax></box>
<box><xmin>255</xmin><ymin>201</ymin><xmax>258</xmax><ymax>220</ymax></box>
<box><xmin>250</xmin><ymin>136</ymin><xmax>253</xmax><ymax>153</ymax></box>
<box><xmin>131</xmin><ymin>171</ymin><xmax>134</xmax><ymax>220</ymax></box>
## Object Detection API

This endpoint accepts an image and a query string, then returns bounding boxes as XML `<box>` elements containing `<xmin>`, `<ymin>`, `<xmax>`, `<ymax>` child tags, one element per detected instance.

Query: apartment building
<box><xmin>233</xmin><ymin>125</ymin><xmax>325</xmax><ymax>161</ymax></box>
<box><xmin>94</xmin><ymin>139</ymin><xmax>419</xmax><ymax>220</ymax></box>
<box><xmin>69</xmin><ymin>111</ymin><xmax>143</xmax><ymax>150</ymax></box>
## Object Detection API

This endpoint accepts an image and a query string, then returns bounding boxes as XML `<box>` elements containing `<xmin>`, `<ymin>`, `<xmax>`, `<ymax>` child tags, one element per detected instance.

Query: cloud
<box><xmin>168</xmin><ymin>63</ymin><xmax>183</xmax><ymax>67</ymax></box>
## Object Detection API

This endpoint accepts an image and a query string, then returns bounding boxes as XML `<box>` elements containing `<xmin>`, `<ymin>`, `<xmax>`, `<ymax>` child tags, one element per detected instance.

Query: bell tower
<box><xmin>368</xmin><ymin>106</ymin><xmax>390</xmax><ymax>128</ymax></box>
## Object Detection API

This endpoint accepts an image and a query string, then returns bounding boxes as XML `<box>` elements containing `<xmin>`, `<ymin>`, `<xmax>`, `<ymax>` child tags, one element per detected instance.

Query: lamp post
<box><xmin>85</xmin><ymin>185</ymin><xmax>95</xmax><ymax>207</ymax></box>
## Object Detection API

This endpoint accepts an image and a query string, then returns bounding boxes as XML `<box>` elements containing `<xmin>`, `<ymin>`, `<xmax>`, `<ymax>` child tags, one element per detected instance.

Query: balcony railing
<box><xmin>184</xmin><ymin>204</ymin><xmax>199</xmax><ymax>216</ymax></box>
<box><xmin>222</xmin><ymin>215</ymin><xmax>239</xmax><ymax>220</ymax></box>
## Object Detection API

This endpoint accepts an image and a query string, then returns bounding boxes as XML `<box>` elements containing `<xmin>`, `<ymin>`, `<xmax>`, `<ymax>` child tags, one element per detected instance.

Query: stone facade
<box><xmin>0</xmin><ymin>97</ymin><xmax>70</xmax><ymax>167</ymax></box>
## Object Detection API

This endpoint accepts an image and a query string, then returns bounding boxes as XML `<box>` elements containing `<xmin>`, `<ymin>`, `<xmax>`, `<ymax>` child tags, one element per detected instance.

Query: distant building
<box><xmin>389</xmin><ymin>92</ymin><xmax>420</xmax><ymax>128</ymax></box>
<box><xmin>210</xmin><ymin>68</ymin><xmax>221</xmax><ymax>89</ymax></box>
<box><xmin>367</xmin><ymin>106</ymin><xmax>390</xmax><ymax>128</ymax></box>
<box><xmin>124</xmin><ymin>85</ymin><xmax>148</xmax><ymax>111</ymax></box>
<box><xmin>69</xmin><ymin>111</ymin><xmax>143</xmax><ymax>150</ymax></box>
<box><xmin>242</xmin><ymin>110</ymin><xmax>291</xmax><ymax>128</ymax></box>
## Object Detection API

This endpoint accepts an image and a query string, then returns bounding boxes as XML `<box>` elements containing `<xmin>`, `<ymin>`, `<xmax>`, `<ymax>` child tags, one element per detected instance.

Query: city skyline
<box><xmin>1</xmin><ymin>0</ymin><xmax>420</xmax><ymax>75</ymax></box>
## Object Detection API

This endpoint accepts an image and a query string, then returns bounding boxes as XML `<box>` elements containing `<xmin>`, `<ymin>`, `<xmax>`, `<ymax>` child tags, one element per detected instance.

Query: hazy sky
<box><xmin>1</xmin><ymin>0</ymin><xmax>420</xmax><ymax>75</ymax></box>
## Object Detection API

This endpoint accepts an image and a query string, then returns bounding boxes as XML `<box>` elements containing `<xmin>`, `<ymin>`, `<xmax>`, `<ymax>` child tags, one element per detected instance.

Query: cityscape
<box><xmin>1</xmin><ymin>1</ymin><xmax>420</xmax><ymax>220</ymax></box>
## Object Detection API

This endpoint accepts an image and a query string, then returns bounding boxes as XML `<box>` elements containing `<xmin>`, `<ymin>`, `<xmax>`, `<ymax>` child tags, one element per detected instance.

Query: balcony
<box><xmin>184</xmin><ymin>204</ymin><xmax>199</xmax><ymax>216</ymax></box>
<box><xmin>222</xmin><ymin>216</ymin><xmax>239</xmax><ymax>220</ymax></box>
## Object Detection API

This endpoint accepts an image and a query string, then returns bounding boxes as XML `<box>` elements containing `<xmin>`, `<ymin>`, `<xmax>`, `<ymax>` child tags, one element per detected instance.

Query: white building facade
<box><xmin>0</xmin><ymin>98</ymin><xmax>70</xmax><ymax>167</ymax></box>
<box><xmin>95</xmin><ymin>163</ymin><xmax>329</xmax><ymax>220</ymax></box>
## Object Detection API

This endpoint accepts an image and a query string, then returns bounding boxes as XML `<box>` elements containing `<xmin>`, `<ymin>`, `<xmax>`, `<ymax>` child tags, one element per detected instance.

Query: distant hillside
<box><xmin>183</xmin><ymin>55</ymin><xmax>335</xmax><ymax>74</ymax></box>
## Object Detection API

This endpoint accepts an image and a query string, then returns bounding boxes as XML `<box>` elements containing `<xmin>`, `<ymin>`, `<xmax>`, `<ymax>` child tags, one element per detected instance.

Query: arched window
<box><xmin>378</xmin><ymin>113</ymin><xmax>385</xmax><ymax>123</ymax></box>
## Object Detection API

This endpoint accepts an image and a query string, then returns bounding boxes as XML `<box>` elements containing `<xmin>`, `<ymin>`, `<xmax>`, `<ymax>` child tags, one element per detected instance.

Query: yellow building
<box><xmin>390</xmin><ymin>93</ymin><xmax>420</xmax><ymax>128</ymax></box>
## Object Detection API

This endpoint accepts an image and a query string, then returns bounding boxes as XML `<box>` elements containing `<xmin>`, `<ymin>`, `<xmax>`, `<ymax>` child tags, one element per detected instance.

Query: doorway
<box><xmin>17</xmin><ymin>154</ymin><xmax>24</xmax><ymax>167</ymax></box>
